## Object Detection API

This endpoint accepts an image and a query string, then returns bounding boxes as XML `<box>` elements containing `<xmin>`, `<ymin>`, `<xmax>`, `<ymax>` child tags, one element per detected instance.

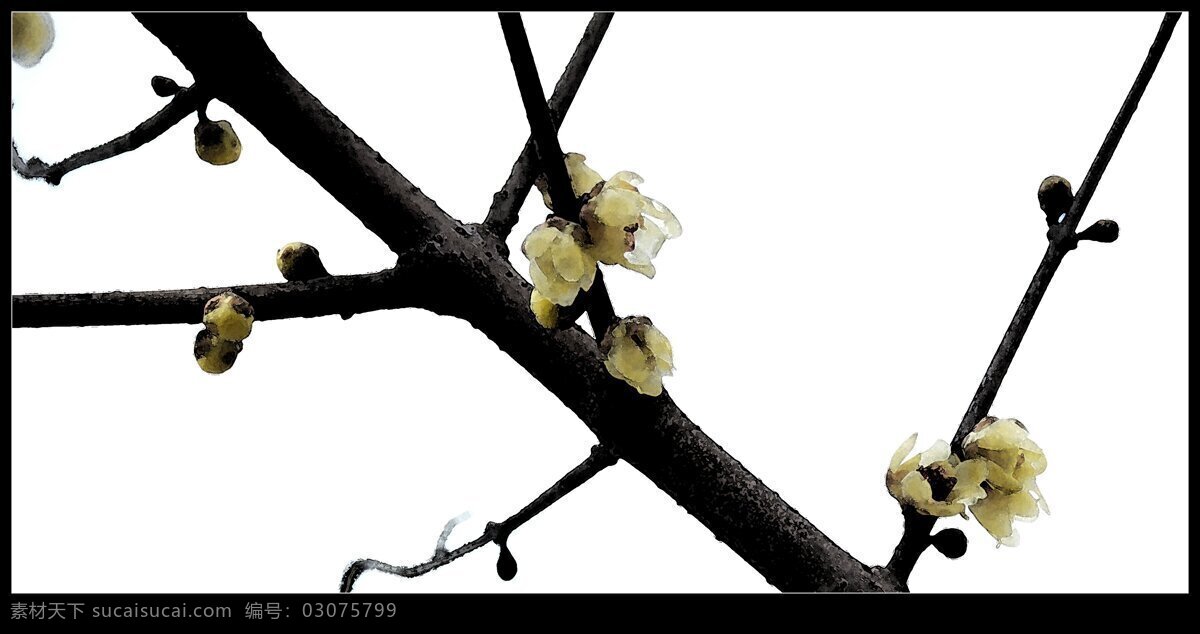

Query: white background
<box><xmin>10</xmin><ymin>12</ymin><xmax>1189</xmax><ymax>593</ymax></box>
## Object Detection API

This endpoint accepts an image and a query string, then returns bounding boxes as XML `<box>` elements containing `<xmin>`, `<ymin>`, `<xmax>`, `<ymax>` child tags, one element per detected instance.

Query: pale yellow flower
<box><xmin>886</xmin><ymin>434</ymin><xmax>990</xmax><ymax>518</ymax></box>
<box><xmin>521</xmin><ymin>217</ymin><xmax>597</xmax><ymax>307</ymax></box>
<box><xmin>12</xmin><ymin>13</ymin><xmax>54</xmax><ymax>68</ymax></box>
<box><xmin>600</xmin><ymin>316</ymin><xmax>674</xmax><ymax>397</ymax></box>
<box><xmin>580</xmin><ymin>169</ymin><xmax>682</xmax><ymax>279</ymax></box>
<box><xmin>963</xmin><ymin>417</ymin><xmax>1049</xmax><ymax>547</ymax></box>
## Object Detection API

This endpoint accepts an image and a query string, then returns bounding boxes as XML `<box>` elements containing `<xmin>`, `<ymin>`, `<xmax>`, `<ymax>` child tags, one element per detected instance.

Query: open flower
<box><xmin>600</xmin><ymin>316</ymin><xmax>674</xmax><ymax>397</ymax></box>
<box><xmin>521</xmin><ymin>217</ymin><xmax>597</xmax><ymax>307</ymax></box>
<box><xmin>580</xmin><ymin>169</ymin><xmax>682</xmax><ymax>279</ymax></box>
<box><xmin>538</xmin><ymin>153</ymin><xmax>681</xmax><ymax>279</ymax></box>
<box><xmin>963</xmin><ymin>417</ymin><xmax>1049</xmax><ymax>547</ymax></box>
<box><xmin>12</xmin><ymin>12</ymin><xmax>54</xmax><ymax>68</ymax></box>
<box><xmin>886</xmin><ymin>434</ymin><xmax>989</xmax><ymax>518</ymax></box>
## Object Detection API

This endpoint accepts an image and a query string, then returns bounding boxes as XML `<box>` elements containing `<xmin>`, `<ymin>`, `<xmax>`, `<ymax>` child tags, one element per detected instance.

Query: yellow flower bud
<box><xmin>276</xmin><ymin>242</ymin><xmax>330</xmax><ymax>282</ymax></box>
<box><xmin>194</xmin><ymin>120</ymin><xmax>241</xmax><ymax>166</ymax></box>
<box><xmin>202</xmin><ymin>292</ymin><xmax>255</xmax><ymax>342</ymax></box>
<box><xmin>521</xmin><ymin>217</ymin><xmax>597</xmax><ymax>307</ymax></box>
<box><xmin>885</xmin><ymin>434</ymin><xmax>990</xmax><ymax>518</ymax></box>
<box><xmin>600</xmin><ymin>316</ymin><xmax>674</xmax><ymax>397</ymax></box>
<box><xmin>193</xmin><ymin>327</ymin><xmax>242</xmax><ymax>374</ymax></box>
<box><xmin>12</xmin><ymin>12</ymin><xmax>54</xmax><ymax>68</ymax></box>
<box><xmin>530</xmin><ymin>289</ymin><xmax>559</xmax><ymax>329</ymax></box>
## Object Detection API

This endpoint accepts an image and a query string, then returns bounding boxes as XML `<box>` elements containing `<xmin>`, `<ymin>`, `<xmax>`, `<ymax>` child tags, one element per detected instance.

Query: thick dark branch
<box><xmin>483</xmin><ymin>12</ymin><xmax>613</xmax><ymax>241</ymax></box>
<box><xmin>12</xmin><ymin>269</ymin><xmax>408</xmax><ymax>328</ymax></box>
<box><xmin>950</xmin><ymin>11</ymin><xmax>1180</xmax><ymax>453</ymax></box>
<box><xmin>134</xmin><ymin>13</ymin><xmax>458</xmax><ymax>255</ymax></box>
<box><xmin>133</xmin><ymin>12</ymin><xmax>900</xmax><ymax>592</ymax></box>
<box><xmin>887</xmin><ymin>12</ymin><xmax>1181</xmax><ymax>587</ymax></box>
<box><xmin>341</xmin><ymin>445</ymin><xmax>617</xmax><ymax>592</ymax></box>
<box><xmin>11</xmin><ymin>85</ymin><xmax>207</xmax><ymax>186</ymax></box>
<box><xmin>500</xmin><ymin>12</ymin><xmax>619</xmax><ymax>336</ymax></box>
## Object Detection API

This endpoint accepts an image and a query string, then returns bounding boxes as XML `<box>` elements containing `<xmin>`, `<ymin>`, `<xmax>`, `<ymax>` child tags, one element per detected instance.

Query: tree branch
<box><xmin>11</xmin><ymin>84</ymin><xmax>208</xmax><ymax>186</ymax></box>
<box><xmin>482</xmin><ymin>12</ymin><xmax>613</xmax><ymax>242</ymax></box>
<box><xmin>12</xmin><ymin>268</ymin><xmax>411</xmax><ymax>328</ymax></box>
<box><xmin>952</xmin><ymin>11</ymin><xmax>1179</xmax><ymax>452</ymax></box>
<box><xmin>341</xmin><ymin>444</ymin><xmax>617</xmax><ymax>592</ymax></box>
<box><xmin>127</xmin><ymin>12</ymin><xmax>899</xmax><ymax>591</ymax></box>
<box><xmin>887</xmin><ymin>11</ymin><xmax>1181</xmax><ymax>587</ymax></box>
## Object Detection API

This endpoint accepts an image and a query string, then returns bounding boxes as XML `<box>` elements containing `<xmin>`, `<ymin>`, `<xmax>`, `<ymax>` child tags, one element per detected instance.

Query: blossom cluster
<box><xmin>522</xmin><ymin>153</ymin><xmax>681</xmax><ymax>397</ymax></box>
<box><xmin>886</xmin><ymin>417</ymin><xmax>1049</xmax><ymax>547</ymax></box>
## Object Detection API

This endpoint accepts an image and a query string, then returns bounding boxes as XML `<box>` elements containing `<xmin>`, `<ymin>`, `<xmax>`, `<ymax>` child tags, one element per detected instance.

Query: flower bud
<box><xmin>1077</xmin><ymin>219</ymin><xmax>1119</xmax><ymax>243</ymax></box>
<box><xmin>193</xmin><ymin>327</ymin><xmax>242</xmax><ymax>374</ymax></box>
<box><xmin>1038</xmin><ymin>175</ymin><xmax>1073</xmax><ymax>226</ymax></box>
<box><xmin>12</xmin><ymin>12</ymin><xmax>54</xmax><ymax>68</ymax></box>
<box><xmin>276</xmin><ymin>242</ymin><xmax>331</xmax><ymax>281</ymax></box>
<box><xmin>151</xmin><ymin>75</ymin><xmax>181</xmax><ymax>97</ymax></box>
<box><xmin>931</xmin><ymin>528</ymin><xmax>968</xmax><ymax>559</ymax></box>
<box><xmin>194</xmin><ymin>120</ymin><xmax>242</xmax><ymax>166</ymax></box>
<box><xmin>202</xmin><ymin>292</ymin><xmax>255</xmax><ymax>342</ymax></box>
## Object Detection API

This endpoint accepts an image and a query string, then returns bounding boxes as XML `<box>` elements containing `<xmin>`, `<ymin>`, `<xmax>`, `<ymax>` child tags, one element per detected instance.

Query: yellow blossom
<box><xmin>521</xmin><ymin>217</ymin><xmax>597</xmax><ymax>307</ymax></box>
<box><xmin>886</xmin><ymin>434</ymin><xmax>989</xmax><ymax>518</ymax></box>
<box><xmin>963</xmin><ymin>417</ymin><xmax>1049</xmax><ymax>547</ymax></box>
<box><xmin>580</xmin><ymin>167</ymin><xmax>682</xmax><ymax>279</ymax></box>
<box><xmin>600</xmin><ymin>316</ymin><xmax>674</xmax><ymax>397</ymax></box>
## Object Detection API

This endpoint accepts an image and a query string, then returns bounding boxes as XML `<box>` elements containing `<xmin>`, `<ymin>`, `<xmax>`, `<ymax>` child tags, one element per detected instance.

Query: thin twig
<box><xmin>499</xmin><ymin>12</ymin><xmax>620</xmax><ymax>336</ymax></box>
<box><xmin>12</xmin><ymin>84</ymin><xmax>207</xmax><ymax>186</ymax></box>
<box><xmin>12</xmin><ymin>268</ymin><xmax>408</xmax><ymax>328</ymax></box>
<box><xmin>887</xmin><ymin>12</ymin><xmax>1180</xmax><ymax>587</ymax></box>
<box><xmin>341</xmin><ymin>445</ymin><xmax>617</xmax><ymax>592</ymax></box>
<box><xmin>951</xmin><ymin>11</ymin><xmax>1180</xmax><ymax>452</ymax></box>
<box><xmin>483</xmin><ymin>12</ymin><xmax>613</xmax><ymax>243</ymax></box>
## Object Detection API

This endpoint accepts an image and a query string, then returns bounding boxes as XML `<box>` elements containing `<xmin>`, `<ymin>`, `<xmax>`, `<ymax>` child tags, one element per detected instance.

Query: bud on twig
<box><xmin>1038</xmin><ymin>175</ymin><xmax>1074</xmax><ymax>227</ymax></box>
<box><xmin>1077</xmin><ymin>219</ymin><xmax>1120</xmax><ymax>243</ymax></box>
<box><xmin>194</xmin><ymin>120</ymin><xmax>242</xmax><ymax>166</ymax></box>
<box><xmin>930</xmin><ymin>528</ymin><xmax>968</xmax><ymax>559</ymax></box>
<box><xmin>495</xmin><ymin>540</ymin><xmax>517</xmax><ymax>581</ymax></box>
<box><xmin>151</xmin><ymin>75</ymin><xmax>181</xmax><ymax>97</ymax></box>
<box><xmin>276</xmin><ymin>242</ymin><xmax>331</xmax><ymax>282</ymax></box>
